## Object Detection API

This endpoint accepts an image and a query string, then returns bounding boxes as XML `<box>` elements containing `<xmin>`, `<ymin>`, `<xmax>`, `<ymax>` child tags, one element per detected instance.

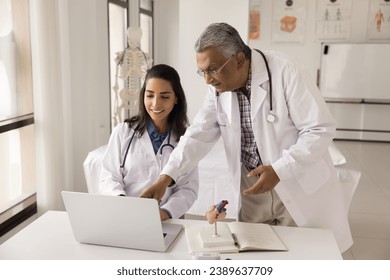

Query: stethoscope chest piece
<box><xmin>267</xmin><ymin>113</ymin><xmax>276</xmax><ymax>123</ymax></box>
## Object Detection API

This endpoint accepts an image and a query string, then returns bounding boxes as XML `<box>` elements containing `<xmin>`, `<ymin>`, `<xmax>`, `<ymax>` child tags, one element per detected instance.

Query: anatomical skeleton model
<box><xmin>112</xmin><ymin>26</ymin><xmax>152</xmax><ymax>126</ymax></box>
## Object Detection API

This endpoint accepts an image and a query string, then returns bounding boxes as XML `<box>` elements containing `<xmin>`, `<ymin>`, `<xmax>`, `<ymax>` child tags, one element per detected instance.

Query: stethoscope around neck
<box><xmin>120</xmin><ymin>129</ymin><xmax>174</xmax><ymax>168</ymax></box>
<box><xmin>216</xmin><ymin>49</ymin><xmax>276</xmax><ymax>126</ymax></box>
<box><xmin>257</xmin><ymin>49</ymin><xmax>276</xmax><ymax>123</ymax></box>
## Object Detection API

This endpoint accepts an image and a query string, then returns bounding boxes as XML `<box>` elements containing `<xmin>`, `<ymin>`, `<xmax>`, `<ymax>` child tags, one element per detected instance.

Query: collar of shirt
<box><xmin>147</xmin><ymin>120</ymin><xmax>168</xmax><ymax>154</ymax></box>
<box><xmin>234</xmin><ymin>63</ymin><xmax>252</xmax><ymax>99</ymax></box>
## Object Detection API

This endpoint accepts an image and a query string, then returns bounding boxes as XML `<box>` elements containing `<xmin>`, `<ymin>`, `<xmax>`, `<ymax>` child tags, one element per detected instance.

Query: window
<box><xmin>0</xmin><ymin>0</ymin><xmax>36</xmax><ymax>236</ymax></box>
<box><xmin>108</xmin><ymin>0</ymin><xmax>128</xmax><ymax>129</ymax></box>
<box><xmin>140</xmin><ymin>0</ymin><xmax>154</xmax><ymax>58</ymax></box>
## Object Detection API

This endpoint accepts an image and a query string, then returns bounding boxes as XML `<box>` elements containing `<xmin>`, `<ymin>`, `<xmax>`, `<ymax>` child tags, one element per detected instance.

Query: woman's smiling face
<box><xmin>144</xmin><ymin>78</ymin><xmax>177</xmax><ymax>132</ymax></box>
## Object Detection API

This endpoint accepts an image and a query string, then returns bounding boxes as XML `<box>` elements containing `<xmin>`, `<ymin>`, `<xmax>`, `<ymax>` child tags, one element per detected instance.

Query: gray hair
<box><xmin>194</xmin><ymin>23</ymin><xmax>251</xmax><ymax>59</ymax></box>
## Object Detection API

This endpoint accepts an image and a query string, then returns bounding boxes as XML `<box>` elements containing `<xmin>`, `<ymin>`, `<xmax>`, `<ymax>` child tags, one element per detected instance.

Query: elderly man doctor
<box><xmin>140</xmin><ymin>22</ymin><xmax>352</xmax><ymax>253</ymax></box>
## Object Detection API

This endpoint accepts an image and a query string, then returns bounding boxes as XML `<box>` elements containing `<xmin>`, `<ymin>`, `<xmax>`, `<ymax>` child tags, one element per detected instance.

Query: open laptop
<box><xmin>61</xmin><ymin>191</ymin><xmax>183</xmax><ymax>252</ymax></box>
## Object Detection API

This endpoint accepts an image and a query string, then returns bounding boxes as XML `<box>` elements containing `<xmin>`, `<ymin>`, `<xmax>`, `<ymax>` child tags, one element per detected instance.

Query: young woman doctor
<box><xmin>99</xmin><ymin>64</ymin><xmax>199</xmax><ymax>220</ymax></box>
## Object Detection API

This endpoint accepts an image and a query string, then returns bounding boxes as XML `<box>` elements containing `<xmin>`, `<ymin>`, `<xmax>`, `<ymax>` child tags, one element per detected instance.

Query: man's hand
<box><xmin>139</xmin><ymin>174</ymin><xmax>172</xmax><ymax>201</ymax></box>
<box><xmin>243</xmin><ymin>165</ymin><xmax>280</xmax><ymax>195</ymax></box>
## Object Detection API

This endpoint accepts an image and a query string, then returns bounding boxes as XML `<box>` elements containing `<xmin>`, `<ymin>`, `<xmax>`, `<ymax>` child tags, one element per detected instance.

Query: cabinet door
<box><xmin>326</xmin><ymin>102</ymin><xmax>390</xmax><ymax>141</ymax></box>
<box><xmin>363</xmin><ymin>104</ymin><xmax>390</xmax><ymax>131</ymax></box>
<box><xmin>320</xmin><ymin>44</ymin><xmax>390</xmax><ymax>100</ymax></box>
<box><xmin>326</xmin><ymin>103</ymin><xmax>364</xmax><ymax>130</ymax></box>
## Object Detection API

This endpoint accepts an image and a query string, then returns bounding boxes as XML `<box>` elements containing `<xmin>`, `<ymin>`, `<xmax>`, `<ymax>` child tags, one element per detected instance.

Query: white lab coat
<box><xmin>99</xmin><ymin>123</ymin><xmax>199</xmax><ymax>219</ymax></box>
<box><xmin>162</xmin><ymin>50</ymin><xmax>353</xmax><ymax>252</ymax></box>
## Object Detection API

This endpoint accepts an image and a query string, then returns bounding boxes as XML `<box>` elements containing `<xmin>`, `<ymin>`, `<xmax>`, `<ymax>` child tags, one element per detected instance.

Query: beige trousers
<box><xmin>239</xmin><ymin>165</ymin><xmax>297</xmax><ymax>226</ymax></box>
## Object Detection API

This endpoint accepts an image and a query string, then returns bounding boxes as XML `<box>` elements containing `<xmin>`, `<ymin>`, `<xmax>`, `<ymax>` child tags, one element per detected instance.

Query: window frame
<box><xmin>0</xmin><ymin>0</ymin><xmax>37</xmax><ymax>237</ymax></box>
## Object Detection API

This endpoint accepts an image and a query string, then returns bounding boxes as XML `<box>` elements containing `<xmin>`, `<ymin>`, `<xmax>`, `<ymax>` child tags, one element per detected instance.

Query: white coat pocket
<box><xmin>122</xmin><ymin>152</ymin><xmax>149</xmax><ymax>180</ymax></box>
<box><xmin>295</xmin><ymin>158</ymin><xmax>330</xmax><ymax>195</ymax></box>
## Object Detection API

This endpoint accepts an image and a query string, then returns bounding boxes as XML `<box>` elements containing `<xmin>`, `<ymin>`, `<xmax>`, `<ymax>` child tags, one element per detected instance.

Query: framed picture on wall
<box><xmin>366</xmin><ymin>0</ymin><xmax>390</xmax><ymax>42</ymax></box>
<box><xmin>271</xmin><ymin>0</ymin><xmax>308</xmax><ymax>44</ymax></box>
<box><xmin>315</xmin><ymin>0</ymin><xmax>352</xmax><ymax>41</ymax></box>
<box><xmin>248</xmin><ymin>0</ymin><xmax>262</xmax><ymax>41</ymax></box>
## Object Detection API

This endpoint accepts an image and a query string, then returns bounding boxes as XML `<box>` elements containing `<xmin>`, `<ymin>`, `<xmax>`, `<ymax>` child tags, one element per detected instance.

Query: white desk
<box><xmin>0</xmin><ymin>211</ymin><xmax>342</xmax><ymax>260</ymax></box>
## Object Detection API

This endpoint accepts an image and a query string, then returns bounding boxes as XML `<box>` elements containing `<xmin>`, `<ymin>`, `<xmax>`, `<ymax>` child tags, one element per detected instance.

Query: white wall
<box><xmin>67</xmin><ymin>0</ymin><xmax>110</xmax><ymax>191</ymax></box>
<box><xmin>30</xmin><ymin>0</ymin><xmax>381</xmax><ymax>211</ymax></box>
<box><xmin>153</xmin><ymin>0</ymin><xmax>383</xmax><ymax>216</ymax></box>
<box><xmin>155</xmin><ymin>0</ymin><xmax>249</xmax><ymax>121</ymax></box>
<box><xmin>248</xmin><ymin>0</ymin><xmax>373</xmax><ymax>80</ymax></box>
<box><xmin>155</xmin><ymin>0</ymin><xmax>378</xmax><ymax>117</ymax></box>
<box><xmin>178</xmin><ymin>0</ymin><xmax>249</xmax><ymax>120</ymax></box>
<box><xmin>154</xmin><ymin>0</ymin><xmax>180</xmax><ymax>69</ymax></box>
<box><xmin>154</xmin><ymin>0</ymin><xmax>249</xmax><ymax>217</ymax></box>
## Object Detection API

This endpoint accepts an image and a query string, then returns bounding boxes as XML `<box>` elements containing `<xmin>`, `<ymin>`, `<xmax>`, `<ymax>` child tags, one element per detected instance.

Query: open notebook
<box><xmin>185</xmin><ymin>221</ymin><xmax>287</xmax><ymax>254</ymax></box>
<box><xmin>61</xmin><ymin>191</ymin><xmax>182</xmax><ymax>252</ymax></box>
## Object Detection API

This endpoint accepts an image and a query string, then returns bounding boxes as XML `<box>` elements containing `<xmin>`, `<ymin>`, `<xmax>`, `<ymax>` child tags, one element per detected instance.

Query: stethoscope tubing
<box><xmin>216</xmin><ymin>49</ymin><xmax>274</xmax><ymax>126</ymax></box>
<box><xmin>120</xmin><ymin>129</ymin><xmax>174</xmax><ymax>168</ymax></box>
<box><xmin>256</xmin><ymin>49</ymin><xmax>273</xmax><ymax>112</ymax></box>
<box><xmin>120</xmin><ymin>131</ymin><xmax>136</xmax><ymax>168</ymax></box>
<box><xmin>159</xmin><ymin>129</ymin><xmax>174</xmax><ymax>155</ymax></box>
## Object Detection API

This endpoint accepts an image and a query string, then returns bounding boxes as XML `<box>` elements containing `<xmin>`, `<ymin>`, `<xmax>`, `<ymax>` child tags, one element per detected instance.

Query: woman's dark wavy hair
<box><xmin>125</xmin><ymin>64</ymin><xmax>189</xmax><ymax>141</ymax></box>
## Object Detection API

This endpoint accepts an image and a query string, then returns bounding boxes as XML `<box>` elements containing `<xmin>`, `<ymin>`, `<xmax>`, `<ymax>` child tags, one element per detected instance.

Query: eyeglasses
<box><xmin>197</xmin><ymin>54</ymin><xmax>235</xmax><ymax>78</ymax></box>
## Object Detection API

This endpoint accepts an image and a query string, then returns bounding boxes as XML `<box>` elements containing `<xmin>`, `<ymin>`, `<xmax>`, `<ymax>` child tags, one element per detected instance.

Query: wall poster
<box><xmin>366</xmin><ymin>0</ymin><xmax>390</xmax><ymax>41</ymax></box>
<box><xmin>315</xmin><ymin>0</ymin><xmax>352</xmax><ymax>41</ymax></box>
<box><xmin>248</xmin><ymin>0</ymin><xmax>262</xmax><ymax>41</ymax></box>
<box><xmin>271</xmin><ymin>0</ymin><xmax>307</xmax><ymax>43</ymax></box>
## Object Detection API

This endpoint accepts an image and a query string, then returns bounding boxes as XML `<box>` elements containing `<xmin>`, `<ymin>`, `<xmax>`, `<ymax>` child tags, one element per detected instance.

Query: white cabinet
<box><xmin>326</xmin><ymin>102</ymin><xmax>390</xmax><ymax>142</ymax></box>
<box><xmin>319</xmin><ymin>43</ymin><xmax>390</xmax><ymax>142</ymax></box>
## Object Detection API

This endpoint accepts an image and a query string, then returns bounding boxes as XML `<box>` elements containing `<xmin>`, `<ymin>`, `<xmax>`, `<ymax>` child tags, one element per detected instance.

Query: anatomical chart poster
<box><xmin>271</xmin><ymin>0</ymin><xmax>307</xmax><ymax>43</ymax></box>
<box><xmin>248</xmin><ymin>0</ymin><xmax>262</xmax><ymax>41</ymax></box>
<box><xmin>366</xmin><ymin>0</ymin><xmax>390</xmax><ymax>41</ymax></box>
<box><xmin>315</xmin><ymin>0</ymin><xmax>352</xmax><ymax>41</ymax></box>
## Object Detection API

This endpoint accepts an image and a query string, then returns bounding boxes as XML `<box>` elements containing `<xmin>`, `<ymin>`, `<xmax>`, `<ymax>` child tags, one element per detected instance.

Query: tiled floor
<box><xmin>334</xmin><ymin>140</ymin><xmax>390</xmax><ymax>260</ymax></box>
